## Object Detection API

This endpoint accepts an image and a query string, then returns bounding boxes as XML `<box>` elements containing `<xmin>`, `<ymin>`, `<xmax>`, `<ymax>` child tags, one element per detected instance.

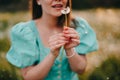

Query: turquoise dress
<box><xmin>6</xmin><ymin>17</ymin><xmax>98</xmax><ymax>80</ymax></box>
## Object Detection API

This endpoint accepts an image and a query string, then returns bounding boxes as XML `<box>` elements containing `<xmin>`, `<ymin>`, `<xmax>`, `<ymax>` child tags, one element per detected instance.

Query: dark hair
<box><xmin>29</xmin><ymin>0</ymin><xmax>72</xmax><ymax>27</ymax></box>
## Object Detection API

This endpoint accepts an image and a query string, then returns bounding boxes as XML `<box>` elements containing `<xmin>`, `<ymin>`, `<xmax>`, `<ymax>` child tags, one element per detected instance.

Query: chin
<box><xmin>54</xmin><ymin>13</ymin><xmax>62</xmax><ymax>17</ymax></box>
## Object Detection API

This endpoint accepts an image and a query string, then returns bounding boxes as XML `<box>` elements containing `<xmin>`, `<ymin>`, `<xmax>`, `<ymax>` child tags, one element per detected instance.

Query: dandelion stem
<box><xmin>65</xmin><ymin>14</ymin><xmax>68</xmax><ymax>27</ymax></box>
<box><xmin>60</xmin><ymin>7</ymin><xmax>70</xmax><ymax>61</ymax></box>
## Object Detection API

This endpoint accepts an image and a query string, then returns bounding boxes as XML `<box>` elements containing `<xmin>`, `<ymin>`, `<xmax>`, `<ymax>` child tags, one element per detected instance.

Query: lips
<box><xmin>52</xmin><ymin>4</ymin><xmax>63</xmax><ymax>8</ymax></box>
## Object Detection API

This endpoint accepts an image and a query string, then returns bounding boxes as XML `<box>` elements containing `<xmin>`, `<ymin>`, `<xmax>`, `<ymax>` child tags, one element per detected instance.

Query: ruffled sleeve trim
<box><xmin>6</xmin><ymin>21</ymin><xmax>39</xmax><ymax>68</ymax></box>
<box><xmin>74</xmin><ymin>17</ymin><xmax>99</xmax><ymax>54</ymax></box>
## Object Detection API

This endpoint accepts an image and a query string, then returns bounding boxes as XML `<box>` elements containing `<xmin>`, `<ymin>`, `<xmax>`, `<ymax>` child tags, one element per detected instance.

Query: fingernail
<box><xmin>64</xmin><ymin>31</ymin><xmax>68</xmax><ymax>33</ymax></box>
<box><xmin>64</xmin><ymin>27</ymin><xmax>68</xmax><ymax>30</ymax></box>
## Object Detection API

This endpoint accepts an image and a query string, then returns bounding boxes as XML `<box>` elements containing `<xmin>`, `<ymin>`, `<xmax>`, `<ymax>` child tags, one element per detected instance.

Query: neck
<box><xmin>39</xmin><ymin>14</ymin><xmax>60</xmax><ymax>28</ymax></box>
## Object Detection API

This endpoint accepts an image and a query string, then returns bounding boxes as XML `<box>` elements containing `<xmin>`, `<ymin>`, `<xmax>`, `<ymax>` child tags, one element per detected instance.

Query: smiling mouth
<box><xmin>52</xmin><ymin>4</ymin><xmax>63</xmax><ymax>9</ymax></box>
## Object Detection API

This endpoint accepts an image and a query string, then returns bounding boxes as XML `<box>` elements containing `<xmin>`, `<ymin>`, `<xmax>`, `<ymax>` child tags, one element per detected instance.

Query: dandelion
<box><xmin>59</xmin><ymin>7</ymin><xmax>70</xmax><ymax>61</ymax></box>
<box><xmin>61</xmin><ymin>7</ymin><xmax>70</xmax><ymax>27</ymax></box>
<box><xmin>61</xmin><ymin>7</ymin><xmax>70</xmax><ymax>14</ymax></box>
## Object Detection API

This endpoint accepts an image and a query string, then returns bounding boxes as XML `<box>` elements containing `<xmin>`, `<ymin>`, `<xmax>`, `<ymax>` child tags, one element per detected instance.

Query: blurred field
<box><xmin>0</xmin><ymin>8</ymin><xmax>120</xmax><ymax>80</ymax></box>
<box><xmin>73</xmin><ymin>8</ymin><xmax>120</xmax><ymax>80</ymax></box>
<box><xmin>73</xmin><ymin>8</ymin><xmax>120</xmax><ymax>70</ymax></box>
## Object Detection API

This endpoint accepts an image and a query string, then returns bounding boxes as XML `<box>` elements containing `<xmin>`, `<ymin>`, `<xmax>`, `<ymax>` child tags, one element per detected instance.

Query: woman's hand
<box><xmin>63</xmin><ymin>27</ymin><xmax>80</xmax><ymax>50</ymax></box>
<box><xmin>48</xmin><ymin>33</ymin><xmax>68</xmax><ymax>57</ymax></box>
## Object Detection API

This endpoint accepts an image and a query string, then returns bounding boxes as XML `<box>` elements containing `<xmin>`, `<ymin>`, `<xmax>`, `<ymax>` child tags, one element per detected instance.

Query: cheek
<box><xmin>41</xmin><ymin>1</ymin><xmax>51</xmax><ymax>10</ymax></box>
<box><xmin>44</xmin><ymin>0</ymin><xmax>52</xmax><ymax>4</ymax></box>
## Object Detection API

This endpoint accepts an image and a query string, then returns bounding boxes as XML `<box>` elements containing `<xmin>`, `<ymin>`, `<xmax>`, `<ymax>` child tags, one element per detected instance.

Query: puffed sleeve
<box><xmin>6</xmin><ymin>22</ymin><xmax>39</xmax><ymax>68</ymax></box>
<box><xmin>74</xmin><ymin>17</ymin><xmax>99</xmax><ymax>54</ymax></box>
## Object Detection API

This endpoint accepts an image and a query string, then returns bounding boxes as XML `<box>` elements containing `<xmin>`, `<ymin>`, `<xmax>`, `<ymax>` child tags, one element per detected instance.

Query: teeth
<box><xmin>52</xmin><ymin>4</ymin><xmax>63</xmax><ymax>8</ymax></box>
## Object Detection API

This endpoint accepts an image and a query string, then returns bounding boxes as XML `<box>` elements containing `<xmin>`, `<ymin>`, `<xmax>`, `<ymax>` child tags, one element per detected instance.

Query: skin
<box><xmin>21</xmin><ymin>0</ymin><xmax>87</xmax><ymax>80</ymax></box>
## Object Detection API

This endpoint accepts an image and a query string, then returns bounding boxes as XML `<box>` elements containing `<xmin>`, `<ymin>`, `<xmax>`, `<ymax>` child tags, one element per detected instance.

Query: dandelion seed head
<box><xmin>61</xmin><ymin>7</ymin><xmax>70</xmax><ymax>14</ymax></box>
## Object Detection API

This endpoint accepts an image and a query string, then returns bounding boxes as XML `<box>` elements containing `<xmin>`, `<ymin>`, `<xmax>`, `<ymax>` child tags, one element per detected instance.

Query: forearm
<box><xmin>66</xmin><ymin>48</ymin><xmax>87</xmax><ymax>74</ymax></box>
<box><xmin>21</xmin><ymin>53</ymin><xmax>56</xmax><ymax>80</ymax></box>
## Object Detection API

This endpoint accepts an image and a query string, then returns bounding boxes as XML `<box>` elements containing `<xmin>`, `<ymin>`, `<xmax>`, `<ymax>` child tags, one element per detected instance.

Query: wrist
<box><xmin>50</xmin><ymin>51</ymin><xmax>59</xmax><ymax>58</ymax></box>
<box><xmin>48</xmin><ymin>53</ymin><xmax>58</xmax><ymax>61</ymax></box>
<box><xmin>65</xmin><ymin>48</ymin><xmax>76</xmax><ymax>56</ymax></box>
<box><xmin>65</xmin><ymin>48</ymin><xmax>74</xmax><ymax>53</ymax></box>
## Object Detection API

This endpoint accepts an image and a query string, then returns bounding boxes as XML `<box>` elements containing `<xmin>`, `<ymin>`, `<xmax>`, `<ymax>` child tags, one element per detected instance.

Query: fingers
<box><xmin>71</xmin><ymin>39</ymin><xmax>80</xmax><ymax>44</ymax></box>
<box><xmin>49</xmin><ymin>33</ymin><xmax>68</xmax><ymax>44</ymax></box>
<box><xmin>63</xmin><ymin>33</ymin><xmax>80</xmax><ymax>39</ymax></box>
<box><xmin>48</xmin><ymin>33</ymin><xmax>68</xmax><ymax>52</ymax></box>
<box><xmin>49</xmin><ymin>40</ymin><xmax>68</xmax><ymax>47</ymax></box>
<box><xmin>48</xmin><ymin>27</ymin><xmax>80</xmax><ymax>53</ymax></box>
<box><xmin>63</xmin><ymin>27</ymin><xmax>80</xmax><ymax>39</ymax></box>
<box><xmin>49</xmin><ymin>42</ymin><xmax>66</xmax><ymax>52</ymax></box>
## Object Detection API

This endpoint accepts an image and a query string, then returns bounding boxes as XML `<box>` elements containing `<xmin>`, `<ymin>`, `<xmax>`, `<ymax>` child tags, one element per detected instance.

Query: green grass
<box><xmin>87</xmin><ymin>56</ymin><xmax>120</xmax><ymax>80</ymax></box>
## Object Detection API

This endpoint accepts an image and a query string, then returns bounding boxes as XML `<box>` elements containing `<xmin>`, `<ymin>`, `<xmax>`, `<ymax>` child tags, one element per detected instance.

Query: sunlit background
<box><xmin>0</xmin><ymin>0</ymin><xmax>120</xmax><ymax>80</ymax></box>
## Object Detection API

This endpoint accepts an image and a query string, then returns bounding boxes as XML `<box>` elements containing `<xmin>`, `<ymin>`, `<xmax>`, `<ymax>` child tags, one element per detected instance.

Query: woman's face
<box><xmin>37</xmin><ymin>0</ymin><xmax>68</xmax><ymax>17</ymax></box>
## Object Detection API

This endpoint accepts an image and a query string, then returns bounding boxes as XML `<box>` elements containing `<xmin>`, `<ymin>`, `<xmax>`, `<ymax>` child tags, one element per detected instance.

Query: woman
<box><xmin>6</xmin><ymin>0</ymin><xmax>98</xmax><ymax>80</ymax></box>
